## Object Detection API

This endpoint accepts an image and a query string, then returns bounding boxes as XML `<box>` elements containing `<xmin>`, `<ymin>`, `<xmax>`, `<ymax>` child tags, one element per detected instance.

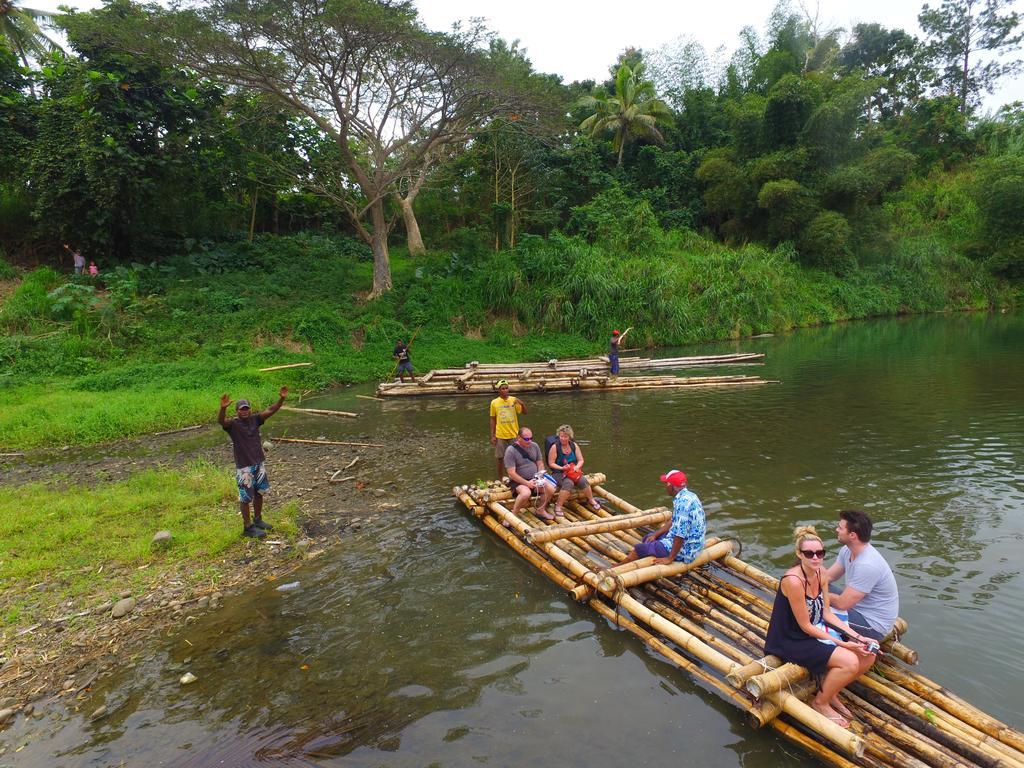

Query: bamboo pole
<box><xmin>258</xmin><ymin>362</ymin><xmax>313</xmax><ymax>372</ymax></box>
<box><xmin>282</xmin><ymin>406</ymin><xmax>359</xmax><ymax>418</ymax></box>
<box><xmin>525</xmin><ymin>508</ymin><xmax>671</xmax><ymax>544</ymax></box>
<box><xmin>597</xmin><ymin>540</ymin><xmax>737</xmax><ymax>592</ymax></box>
<box><xmin>356</xmin><ymin>394</ymin><xmax>385</xmax><ymax>401</ymax></box>
<box><xmin>873</xmin><ymin>662</ymin><xmax>1024</xmax><ymax>754</ymax></box>
<box><xmin>270</xmin><ymin>437</ymin><xmax>384</xmax><ymax>448</ymax></box>
<box><xmin>727</xmin><ymin>656</ymin><xmax>784</xmax><ymax>688</ymax></box>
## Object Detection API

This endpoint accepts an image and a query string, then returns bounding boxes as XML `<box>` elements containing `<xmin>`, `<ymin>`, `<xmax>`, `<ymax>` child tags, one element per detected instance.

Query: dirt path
<box><xmin>0</xmin><ymin>425</ymin><xmax>428</xmax><ymax>719</ymax></box>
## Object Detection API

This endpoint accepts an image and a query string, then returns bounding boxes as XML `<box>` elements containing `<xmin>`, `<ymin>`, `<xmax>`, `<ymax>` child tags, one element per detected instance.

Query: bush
<box><xmin>800</xmin><ymin>211</ymin><xmax>855</xmax><ymax>274</ymax></box>
<box><xmin>0</xmin><ymin>266</ymin><xmax>62</xmax><ymax>330</ymax></box>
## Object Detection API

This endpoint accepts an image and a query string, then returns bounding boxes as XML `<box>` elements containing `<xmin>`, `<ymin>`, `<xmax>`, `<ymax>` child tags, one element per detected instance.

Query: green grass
<box><xmin>0</xmin><ymin>230</ymin><xmax>1015</xmax><ymax>449</ymax></box>
<box><xmin>0</xmin><ymin>460</ymin><xmax>299</xmax><ymax>629</ymax></box>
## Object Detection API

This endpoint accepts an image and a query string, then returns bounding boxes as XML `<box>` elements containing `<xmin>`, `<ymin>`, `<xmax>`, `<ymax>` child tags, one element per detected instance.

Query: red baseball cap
<box><xmin>660</xmin><ymin>470</ymin><xmax>687</xmax><ymax>487</ymax></box>
<box><xmin>612</xmin><ymin>329</ymin><xmax>620</xmax><ymax>335</ymax></box>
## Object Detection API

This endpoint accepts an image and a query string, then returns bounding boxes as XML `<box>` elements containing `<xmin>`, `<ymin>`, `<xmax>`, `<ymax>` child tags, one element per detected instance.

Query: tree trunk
<box><xmin>398</xmin><ymin>195</ymin><xmax>426</xmax><ymax>256</ymax></box>
<box><xmin>248</xmin><ymin>186</ymin><xmax>258</xmax><ymax>243</ymax></box>
<box><xmin>368</xmin><ymin>199</ymin><xmax>393</xmax><ymax>298</ymax></box>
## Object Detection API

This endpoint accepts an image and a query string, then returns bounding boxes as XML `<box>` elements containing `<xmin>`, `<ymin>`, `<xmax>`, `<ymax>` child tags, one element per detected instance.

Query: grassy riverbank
<box><xmin>0</xmin><ymin>230</ymin><xmax>1015</xmax><ymax>449</ymax></box>
<box><xmin>0</xmin><ymin>459</ymin><xmax>297</xmax><ymax>629</ymax></box>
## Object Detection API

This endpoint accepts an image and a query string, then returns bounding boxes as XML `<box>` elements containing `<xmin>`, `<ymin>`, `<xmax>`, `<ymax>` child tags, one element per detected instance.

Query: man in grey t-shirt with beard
<box><xmin>826</xmin><ymin>509</ymin><xmax>900</xmax><ymax>641</ymax></box>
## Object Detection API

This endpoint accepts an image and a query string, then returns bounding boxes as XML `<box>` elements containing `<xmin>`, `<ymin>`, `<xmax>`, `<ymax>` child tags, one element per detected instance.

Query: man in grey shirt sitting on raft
<box><xmin>826</xmin><ymin>509</ymin><xmax>900</xmax><ymax>642</ymax></box>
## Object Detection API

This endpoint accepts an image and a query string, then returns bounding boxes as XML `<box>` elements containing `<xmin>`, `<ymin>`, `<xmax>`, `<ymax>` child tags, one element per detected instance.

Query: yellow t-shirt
<box><xmin>489</xmin><ymin>396</ymin><xmax>523</xmax><ymax>440</ymax></box>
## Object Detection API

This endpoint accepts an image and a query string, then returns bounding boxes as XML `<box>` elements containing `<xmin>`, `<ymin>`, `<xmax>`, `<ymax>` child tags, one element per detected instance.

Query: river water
<box><xmin>8</xmin><ymin>313</ymin><xmax>1024</xmax><ymax>767</ymax></box>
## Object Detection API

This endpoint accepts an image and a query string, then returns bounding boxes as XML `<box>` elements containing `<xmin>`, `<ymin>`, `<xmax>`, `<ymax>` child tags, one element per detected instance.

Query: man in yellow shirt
<box><xmin>489</xmin><ymin>379</ymin><xmax>527</xmax><ymax>478</ymax></box>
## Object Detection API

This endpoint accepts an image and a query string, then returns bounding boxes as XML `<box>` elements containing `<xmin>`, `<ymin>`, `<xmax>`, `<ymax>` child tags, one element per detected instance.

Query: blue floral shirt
<box><xmin>658</xmin><ymin>487</ymin><xmax>706</xmax><ymax>563</ymax></box>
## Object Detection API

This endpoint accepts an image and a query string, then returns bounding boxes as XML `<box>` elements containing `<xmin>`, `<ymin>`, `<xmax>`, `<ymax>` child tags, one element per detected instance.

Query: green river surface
<box><xmin>7</xmin><ymin>312</ymin><xmax>1024</xmax><ymax>767</ymax></box>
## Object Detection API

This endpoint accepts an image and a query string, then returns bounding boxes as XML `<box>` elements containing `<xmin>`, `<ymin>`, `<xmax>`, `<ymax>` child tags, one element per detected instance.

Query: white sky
<box><xmin>32</xmin><ymin>0</ymin><xmax>1024</xmax><ymax>111</ymax></box>
<box><xmin>414</xmin><ymin>0</ymin><xmax>1024</xmax><ymax>112</ymax></box>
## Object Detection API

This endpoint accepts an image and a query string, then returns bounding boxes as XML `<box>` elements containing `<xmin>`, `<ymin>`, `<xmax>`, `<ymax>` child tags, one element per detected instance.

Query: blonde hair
<box><xmin>556</xmin><ymin>424</ymin><xmax>574</xmax><ymax>439</ymax></box>
<box><xmin>793</xmin><ymin>526</ymin><xmax>822</xmax><ymax>558</ymax></box>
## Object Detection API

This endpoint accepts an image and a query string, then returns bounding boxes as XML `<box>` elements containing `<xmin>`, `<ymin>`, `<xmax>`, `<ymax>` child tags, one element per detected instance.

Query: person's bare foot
<box><xmin>830</xmin><ymin>696</ymin><xmax>854</xmax><ymax>720</ymax></box>
<box><xmin>811</xmin><ymin>701</ymin><xmax>850</xmax><ymax>728</ymax></box>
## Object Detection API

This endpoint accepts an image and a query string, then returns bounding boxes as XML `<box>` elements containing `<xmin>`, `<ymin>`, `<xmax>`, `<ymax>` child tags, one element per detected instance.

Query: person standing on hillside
<box><xmin>608</xmin><ymin>326</ymin><xmax>632</xmax><ymax>375</ymax></box>
<box><xmin>218</xmin><ymin>387</ymin><xmax>288</xmax><ymax>538</ymax></box>
<box><xmin>393</xmin><ymin>338</ymin><xmax>415</xmax><ymax>382</ymax></box>
<box><xmin>489</xmin><ymin>379</ymin><xmax>526</xmax><ymax>478</ymax></box>
<box><xmin>64</xmin><ymin>244</ymin><xmax>85</xmax><ymax>275</ymax></box>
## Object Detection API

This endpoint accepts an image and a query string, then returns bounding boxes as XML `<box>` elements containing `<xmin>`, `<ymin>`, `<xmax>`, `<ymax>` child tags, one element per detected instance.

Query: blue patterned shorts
<box><xmin>236</xmin><ymin>462</ymin><xmax>270</xmax><ymax>503</ymax></box>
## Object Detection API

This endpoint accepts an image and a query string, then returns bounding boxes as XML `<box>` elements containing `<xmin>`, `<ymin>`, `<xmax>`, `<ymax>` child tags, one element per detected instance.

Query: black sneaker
<box><xmin>253</xmin><ymin>519</ymin><xmax>274</xmax><ymax>531</ymax></box>
<box><xmin>243</xmin><ymin>525</ymin><xmax>267</xmax><ymax>538</ymax></box>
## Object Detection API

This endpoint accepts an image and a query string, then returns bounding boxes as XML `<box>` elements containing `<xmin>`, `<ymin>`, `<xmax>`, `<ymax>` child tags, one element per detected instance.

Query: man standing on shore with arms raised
<box><xmin>489</xmin><ymin>379</ymin><xmax>526</xmax><ymax>478</ymax></box>
<box><xmin>826</xmin><ymin>509</ymin><xmax>900</xmax><ymax>642</ymax></box>
<box><xmin>218</xmin><ymin>387</ymin><xmax>287</xmax><ymax>538</ymax></box>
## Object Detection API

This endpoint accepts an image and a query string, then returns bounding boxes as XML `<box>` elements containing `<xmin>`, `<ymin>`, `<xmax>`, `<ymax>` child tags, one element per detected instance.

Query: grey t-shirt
<box><xmin>835</xmin><ymin>543</ymin><xmax>899</xmax><ymax>635</ymax></box>
<box><xmin>504</xmin><ymin>441</ymin><xmax>542</xmax><ymax>481</ymax></box>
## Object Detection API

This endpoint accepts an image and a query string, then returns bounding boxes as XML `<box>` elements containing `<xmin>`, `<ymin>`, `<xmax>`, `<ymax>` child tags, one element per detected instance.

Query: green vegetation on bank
<box><xmin>0</xmin><ymin>460</ymin><xmax>298</xmax><ymax>629</ymax></box>
<box><xmin>0</xmin><ymin>229</ymin><xmax>1011</xmax><ymax>449</ymax></box>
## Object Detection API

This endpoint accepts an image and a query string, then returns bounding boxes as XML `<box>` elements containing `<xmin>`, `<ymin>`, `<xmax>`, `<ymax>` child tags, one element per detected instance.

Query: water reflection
<box><xmin>8</xmin><ymin>313</ymin><xmax>1024</xmax><ymax>767</ymax></box>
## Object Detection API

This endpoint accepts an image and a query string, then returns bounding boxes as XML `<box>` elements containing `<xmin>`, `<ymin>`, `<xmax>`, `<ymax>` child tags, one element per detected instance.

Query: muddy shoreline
<box><xmin>0</xmin><ymin>424</ymin><xmax>429</xmax><ymax>725</ymax></box>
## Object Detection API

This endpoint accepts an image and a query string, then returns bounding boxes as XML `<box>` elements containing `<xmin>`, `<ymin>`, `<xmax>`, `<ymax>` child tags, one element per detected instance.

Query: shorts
<box><xmin>236</xmin><ymin>462</ymin><xmax>270</xmax><ymax>503</ymax></box>
<box><xmin>633</xmin><ymin>540</ymin><xmax>670</xmax><ymax>559</ymax></box>
<box><xmin>397</xmin><ymin>360</ymin><xmax>413</xmax><ymax>373</ymax></box>
<box><xmin>554</xmin><ymin>473</ymin><xmax>589</xmax><ymax>492</ymax></box>
<box><xmin>495</xmin><ymin>437</ymin><xmax>514</xmax><ymax>459</ymax></box>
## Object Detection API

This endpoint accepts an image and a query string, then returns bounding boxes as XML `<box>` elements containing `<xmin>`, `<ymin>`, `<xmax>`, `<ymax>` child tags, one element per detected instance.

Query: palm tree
<box><xmin>577</xmin><ymin>62</ymin><xmax>674</xmax><ymax>167</ymax></box>
<box><xmin>0</xmin><ymin>0</ymin><xmax>57</xmax><ymax>72</ymax></box>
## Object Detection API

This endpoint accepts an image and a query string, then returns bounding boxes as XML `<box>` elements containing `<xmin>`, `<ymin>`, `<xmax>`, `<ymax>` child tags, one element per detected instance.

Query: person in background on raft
<box><xmin>764</xmin><ymin>526</ymin><xmax>877</xmax><ymax>729</ymax></box>
<box><xmin>64</xmin><ymin>243</ymin><xmax>85</xmax><ymax>275</ymax></box>
<box><xmin>608</xmin><ymin>326</ymin><xmax>631</xmax><ymax>375</ymax></box>
<box><xmin>218</xmin><ymin>387</ymin><xmax>288</xmax><ymax>538</ymax></box>
<box><xmin>825</xmin><ymin>509</ymin><xmax>899</xmax><ymax>643</ymax></box>
<box><xmin>547</xmin><ymin>424</ymin><xmax>601</xmax><ymax>519</ymax></box>
<box><xmin>489</xmin><ymin>379</ymin><xmax>526</xmax><ymax>479</ymax></box>
<box><xmin>621</xmin><ymin>469</ymin><xmax>705</xmax><ymax>565</ymax></box>
<box><xmin>393</xmin><ymin>338</ymin><xmax>415</xmax><ymax>382</ymax></box>
<box><xmin>504</xmin><ymin>427</ymin><xmax>555</xmax><ymax>519</ymax></box>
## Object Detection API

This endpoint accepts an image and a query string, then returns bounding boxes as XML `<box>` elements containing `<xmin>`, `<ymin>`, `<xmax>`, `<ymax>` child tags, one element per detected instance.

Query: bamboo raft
<box><xmin>378</xmin><ymin>353</ymin><xmax>771</xmax><ymax>397</ymax></box>
<box><xmin>452</xmin><ymin>475</ymin><xmax>1024</xmax><ymax>768</ymax></box>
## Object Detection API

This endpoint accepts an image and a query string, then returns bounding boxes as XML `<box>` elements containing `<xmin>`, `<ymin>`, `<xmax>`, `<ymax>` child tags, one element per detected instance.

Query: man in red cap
<box><xmin>621</xmin><ymin>469</ymin><xmax>706</xmax><ymax>565</ymax></box>
<box><xmin>608</xmin><ymin>326</ymin><xmax>631</xmax><ymax>375</ymax></box>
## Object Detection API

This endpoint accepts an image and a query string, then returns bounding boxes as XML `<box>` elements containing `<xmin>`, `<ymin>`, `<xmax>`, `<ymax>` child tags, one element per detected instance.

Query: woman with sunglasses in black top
<box><xmin>764</xmin><ymin>526</ymin><xmax>878</xmax><ymax>728</ymax></box>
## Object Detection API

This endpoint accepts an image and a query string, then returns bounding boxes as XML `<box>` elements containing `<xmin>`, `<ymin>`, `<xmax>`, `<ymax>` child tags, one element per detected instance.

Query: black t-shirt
<box><xmin>224</xmin><ymin>414</ymin><xmax>265</xmax><ymax>468</ymax></box>
<box><xmin>394</xmin><ymin>343</ymin><xmax>410</xmax><ymax>362</ymax></box>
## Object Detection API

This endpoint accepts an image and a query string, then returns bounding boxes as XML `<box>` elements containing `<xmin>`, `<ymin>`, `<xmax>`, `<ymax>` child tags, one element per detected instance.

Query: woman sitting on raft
<box><xmin>765</xmin><ymin>526</ymin><xmax>877</xmax><ymax>728</ymax></box>
<box><xmin>547</xmin><ymin>424</ymin><xmax>601</xmax><ymax>519</ymax></box>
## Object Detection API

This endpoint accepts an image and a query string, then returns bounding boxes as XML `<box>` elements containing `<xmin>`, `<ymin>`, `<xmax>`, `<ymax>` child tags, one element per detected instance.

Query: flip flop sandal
<box><xmin>536</xmin><ymin>510</ymin><xmax>555</xmax><ymax>521</ymax></box>
<box><xmin>554</xmin><ymin>507</ymin><xmax>565</xmax><ymax>519</ymax></box>
<box><xmin>589</xmin><ymin>500</ymin><xmax>602</xmax><ymax>511</ymax></box>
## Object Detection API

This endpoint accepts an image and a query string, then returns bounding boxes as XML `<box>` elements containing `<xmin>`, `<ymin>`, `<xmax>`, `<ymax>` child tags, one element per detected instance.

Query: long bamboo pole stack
<box><xmin>453</xmin><ymin>475</ymin><xmax>1024</xmax><ymax>768</ymax></box>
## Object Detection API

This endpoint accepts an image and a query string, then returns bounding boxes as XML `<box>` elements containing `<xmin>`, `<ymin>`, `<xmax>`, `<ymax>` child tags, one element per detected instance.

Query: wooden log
<box><xmin>258</xmin><ymin>362</ymin><xmax>313</xmax><ymax>372</ymax></box>
<box><xmin>282</xmin><ymin>406</ymin><xmax>359</xmax><ymax>418</ymax></box>
<box><xmin>152</xmin><ymin>424</ymin><xmax>204</xmax><ymax>437</ymax></box>
<box><xmin>597</xmin><ymin>540</ymin><xmax>737</xmax><ymax>592</ymax></box>
<box><xmin>270</xmin><ymin>437</ymin><xmax>384</xmax><ymax>448</ymax></box>
<box><xmin>355</xmin><ymin>394</ymin><xmax>385</xmax><ymax>401</ymax></box>
<box><xmin>525</xmin><ymin>508</ymin><xmax>672</xmax><ymax>544</ymax></box>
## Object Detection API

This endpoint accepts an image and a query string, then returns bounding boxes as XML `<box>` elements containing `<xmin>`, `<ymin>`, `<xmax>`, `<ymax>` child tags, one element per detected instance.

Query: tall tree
<box><xmin>577</xmin><ymin>61</ymin><xmax>673</xmax><ymax>167</ymax></box>
<box><xmin>0</xmin><ymin>0</ymin><xmax>56</xmax><ymax>67</ymax></box>
<box><xmin>919</xmin><ymin>0</ymin><xmax>1023</xmax><ymax>114</ymax></box>
<box><xmin>839</xmin><ymin>23</ymin><xmax>923</xmax><ymax>121</ymax></box>
<box><xmin>155</xmin><ymin>0</ymin><xmax>537</xmax><ymax>296</ymax></box>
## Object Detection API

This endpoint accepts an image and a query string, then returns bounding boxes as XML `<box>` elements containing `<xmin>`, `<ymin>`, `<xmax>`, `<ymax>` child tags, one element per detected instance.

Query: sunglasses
<box><xmin>520</xmin><ymin>435</ymin><xmax>533</xmax><ymax>442</ymax></box>
<box><xmin>800</xmin><ymin>548</ymin><xmax>826</xmax><ymax>559</ymax></box>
